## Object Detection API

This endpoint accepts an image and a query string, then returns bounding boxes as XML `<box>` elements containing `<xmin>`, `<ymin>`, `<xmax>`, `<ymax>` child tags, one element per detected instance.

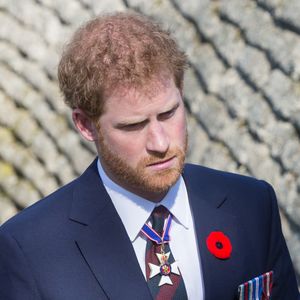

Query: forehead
<box><xmin>103</xmin><ymin>76</ymin><xmax>181</xmax><ymax>116</ymax></box>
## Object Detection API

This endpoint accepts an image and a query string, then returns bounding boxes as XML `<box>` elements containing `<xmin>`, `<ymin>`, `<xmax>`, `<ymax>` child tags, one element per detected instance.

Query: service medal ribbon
<box><xmin>238</xmin><ymin>271</ymin><xmax>273</xmax><ymax>300</ymax></box>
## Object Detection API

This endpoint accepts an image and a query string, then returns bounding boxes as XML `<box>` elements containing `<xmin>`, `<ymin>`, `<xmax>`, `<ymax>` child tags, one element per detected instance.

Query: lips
<box><xmin>146</xmin><ymin>156</ymin><xmax>176</xmax><ymax>168</ymax></box>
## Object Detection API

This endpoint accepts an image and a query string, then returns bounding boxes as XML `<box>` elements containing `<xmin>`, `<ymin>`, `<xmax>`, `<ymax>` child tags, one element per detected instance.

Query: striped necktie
<box><xmin>145</xmin><ymin>205</ymin><xmax>188</xmax><ymax>300</ymax></box>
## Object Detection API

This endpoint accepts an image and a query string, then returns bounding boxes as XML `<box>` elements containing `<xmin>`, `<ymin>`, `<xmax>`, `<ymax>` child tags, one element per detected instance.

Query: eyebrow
<box><xmin>159</xmin><ymin>102</ymin><xmax>180</xmax><ymax>116</ymax></box>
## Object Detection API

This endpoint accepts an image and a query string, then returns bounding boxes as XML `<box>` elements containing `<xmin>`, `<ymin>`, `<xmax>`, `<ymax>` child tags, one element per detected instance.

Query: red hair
<box><xmin>58</xmin><ymin>12</ymin><xmax>188</xmax><ymax>119</ymax></box>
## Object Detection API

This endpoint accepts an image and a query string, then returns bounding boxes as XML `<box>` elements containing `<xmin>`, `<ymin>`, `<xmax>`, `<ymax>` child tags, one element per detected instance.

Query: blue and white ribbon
<box><xmin>141</xmin><ymin>214</ymin><xmax>172</xmax><ymax>244</ymax></box>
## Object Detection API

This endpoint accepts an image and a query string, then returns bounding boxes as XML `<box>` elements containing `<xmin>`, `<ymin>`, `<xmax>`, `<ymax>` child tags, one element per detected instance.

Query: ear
<box><xmin>72</xmin><ymin>109</ymin><xmax>98</xmax><ymax>141</ymax></box>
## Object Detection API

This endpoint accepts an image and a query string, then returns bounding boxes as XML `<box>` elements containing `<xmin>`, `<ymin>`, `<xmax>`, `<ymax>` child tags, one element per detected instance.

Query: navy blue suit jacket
<box><xmin>0</xmin><ymin>159</ymin><xmax>299</xmax><ymax>299</ymax></box>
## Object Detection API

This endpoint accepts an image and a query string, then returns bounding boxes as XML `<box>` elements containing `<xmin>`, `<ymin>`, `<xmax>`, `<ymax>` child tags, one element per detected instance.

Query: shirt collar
<box><xmin>97</xmin><ymin>159</ymin><xmax>189</xmax><ymax>242</ymax></box>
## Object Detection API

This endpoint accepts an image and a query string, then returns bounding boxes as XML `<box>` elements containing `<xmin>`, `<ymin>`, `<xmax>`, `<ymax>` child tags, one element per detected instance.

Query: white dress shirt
<box><xmin>97</xmin><ymin>159</ymin><xmax>204</xmax><ymax>299</ymax></box>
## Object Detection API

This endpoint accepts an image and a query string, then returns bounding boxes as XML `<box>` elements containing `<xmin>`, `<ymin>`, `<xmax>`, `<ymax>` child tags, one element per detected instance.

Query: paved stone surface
<box><xmin>0</xmin><ymin>0</ymin><xmax>299</xmax><ymax>283</ymax></box>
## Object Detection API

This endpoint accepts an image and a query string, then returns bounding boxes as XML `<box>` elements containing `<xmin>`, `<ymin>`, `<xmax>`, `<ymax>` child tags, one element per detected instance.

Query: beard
<box><xmin>98</xmin><ymin>134</ymin><xmax>187</xmax><ymax>197</ymax></box>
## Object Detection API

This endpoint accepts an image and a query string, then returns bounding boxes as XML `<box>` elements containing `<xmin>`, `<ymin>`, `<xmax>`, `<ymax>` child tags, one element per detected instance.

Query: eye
<box><xmin>158</xmin><ymin>104</ymin><xmax>179</xmax><ymax>121</ymax></box>
<box><xmin>119</xmin><ymin>120</ymin><xmax>147</xmax><ymax>131</ymax></box>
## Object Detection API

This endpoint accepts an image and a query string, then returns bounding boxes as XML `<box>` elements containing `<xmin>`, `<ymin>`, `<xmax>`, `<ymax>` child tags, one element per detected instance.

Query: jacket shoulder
<box><xmin>0</xmin><ymin>178</ymin><xmax>77</xmax><ymax>235</ymax></box>
<box><xmin>183</xmin><ymin>163</ymin><xmax>268</xmax><ymax>189</ymax></box>
<box><xmin>0</xmin><ymin>159</ymin><xmax>99</xmax><ymax>234</ymax></box>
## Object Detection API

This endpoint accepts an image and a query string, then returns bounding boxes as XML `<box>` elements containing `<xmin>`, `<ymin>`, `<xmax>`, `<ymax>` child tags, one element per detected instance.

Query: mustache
<box><xmin>141</xmin><ymin>149</ymin><xmax>182</xmax><ymax>166</ymax></box>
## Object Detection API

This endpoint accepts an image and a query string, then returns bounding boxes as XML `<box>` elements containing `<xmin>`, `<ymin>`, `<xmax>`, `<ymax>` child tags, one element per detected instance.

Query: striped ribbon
<box><xmin>238</xmin><ymin>271</ymin><xmax>273</xmax><ymax>300</ymax></box>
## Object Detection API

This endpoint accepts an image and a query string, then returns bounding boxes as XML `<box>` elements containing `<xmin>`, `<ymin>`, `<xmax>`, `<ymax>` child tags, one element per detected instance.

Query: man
<box><xmin>0</xmin><ymin>12</ymin><xmax>299</xmax><ymax>300</ymax></box>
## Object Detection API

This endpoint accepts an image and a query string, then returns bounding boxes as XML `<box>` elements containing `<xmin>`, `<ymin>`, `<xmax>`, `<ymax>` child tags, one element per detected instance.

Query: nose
<box><xmin>146</xmin><ymin>121</ymin><xmax>169</xmax><ymax>154</ymax></box>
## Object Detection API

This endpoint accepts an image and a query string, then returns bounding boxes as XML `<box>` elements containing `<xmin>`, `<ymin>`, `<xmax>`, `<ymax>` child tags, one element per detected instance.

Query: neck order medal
<box><xmin>142</xmin><ymin>214</ymin><xmax>180</xmax><ymax>286</ymax></box>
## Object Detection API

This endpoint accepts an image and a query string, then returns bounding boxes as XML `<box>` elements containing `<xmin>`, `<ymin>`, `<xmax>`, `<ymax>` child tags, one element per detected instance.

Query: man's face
<box><xmin>96</xmin><ymin>76</ymin><xmax>187</xmax><ymax>201</ymax></box>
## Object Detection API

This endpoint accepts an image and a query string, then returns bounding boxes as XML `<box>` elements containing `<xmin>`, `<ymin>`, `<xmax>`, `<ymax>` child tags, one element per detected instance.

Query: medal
<box><xmin>141</xmin><ymin>213</ymin><xmax>181</xmax><ymax>286</ymax></box>
<box><xmin>148</xmin><ymin>250</ymin><xmax>180</xmax><ymax>286</ymax></box>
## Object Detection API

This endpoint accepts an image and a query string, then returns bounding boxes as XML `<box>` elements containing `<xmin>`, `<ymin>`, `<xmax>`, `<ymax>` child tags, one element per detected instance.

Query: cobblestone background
<box><xmin>0</xmin><ymin>0</ymin><xmax>299</xmax><ymax>284</ymax></box>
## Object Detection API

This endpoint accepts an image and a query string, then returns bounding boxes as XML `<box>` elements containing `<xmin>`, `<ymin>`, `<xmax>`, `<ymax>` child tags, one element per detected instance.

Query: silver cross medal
<box><xmin>148</xmin><ymin>252</ymin><xmax>180</xmax><ymax>286</ymax></box>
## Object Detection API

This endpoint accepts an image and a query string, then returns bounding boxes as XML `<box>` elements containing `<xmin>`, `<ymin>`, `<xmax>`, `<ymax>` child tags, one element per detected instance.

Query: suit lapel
<box><xmin>183</xmin><ymin>164</ymin><xmax>248</xmax><ymax>299</ymax></box>
<box><xmin>69</xmin><ymin>160</ymin><xmax>152</xmax><ymax>299</ymax></box>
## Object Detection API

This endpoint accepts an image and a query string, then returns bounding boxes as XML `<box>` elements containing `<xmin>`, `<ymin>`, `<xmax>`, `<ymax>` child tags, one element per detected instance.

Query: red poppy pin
<box><xmin>206</xmin><ymin>231</ymin><xmax>232</xmax><ymax>260</ymax></box>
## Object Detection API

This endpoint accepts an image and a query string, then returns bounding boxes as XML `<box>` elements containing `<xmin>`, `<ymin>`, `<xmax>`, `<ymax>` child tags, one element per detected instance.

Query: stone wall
<box><xmin>0</xmin><ymin>0</ymin><xmax>299</xmax><ymax>284</ymax></box>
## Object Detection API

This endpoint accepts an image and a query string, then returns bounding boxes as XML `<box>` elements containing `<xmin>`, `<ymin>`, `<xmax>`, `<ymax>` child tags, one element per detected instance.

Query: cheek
<box><xmin>105</xmin><ymin>132</ymin><xmax>144</xmax><ymax>162</ymax></box>
<box><xmin>170</xmin><ymin>113</ymin><xmax>187</xmax><ymax>143</ymax></box>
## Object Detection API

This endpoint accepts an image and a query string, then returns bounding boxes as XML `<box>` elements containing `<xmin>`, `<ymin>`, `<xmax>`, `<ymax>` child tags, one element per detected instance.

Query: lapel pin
<box><xmin>206</xmin><ymin>231</ymin><xmax>232</xmax><ymax>259</ymax></box>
